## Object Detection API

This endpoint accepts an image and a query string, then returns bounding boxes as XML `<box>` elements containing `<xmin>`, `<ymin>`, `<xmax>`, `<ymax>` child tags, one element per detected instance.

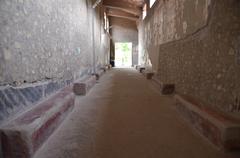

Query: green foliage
<box><xmin>122</xmin><ymin>43</ymin><xmax>130</xmax><ymax>52</ymax></box>
<box><xmin>115</xmin><ymin>42</ymin><xmax>132</xmax><ymax>66</ymax></box>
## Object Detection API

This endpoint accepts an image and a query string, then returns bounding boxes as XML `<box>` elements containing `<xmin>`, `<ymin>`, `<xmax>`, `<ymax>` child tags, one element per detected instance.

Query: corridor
<box><xmin>1</xmin><ymin>0</ymin><xmax>240</xmax><ymax>157</ymax></box>
<box><xmin>34</xmin><ymin>68</ymin><xmax>238</xmax><ymax>158</ymax></box>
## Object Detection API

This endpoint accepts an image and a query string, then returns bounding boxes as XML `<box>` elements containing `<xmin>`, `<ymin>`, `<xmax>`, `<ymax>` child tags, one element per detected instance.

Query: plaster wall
<box><xmin>140</xmin><ymin>0</ymin><xmax>240</xmax><ymax>113</ymax></box>
<box><xmin>110</xmin><ymin>18</ymin><xmax>138</xmax><ymax>66</ymax></box>
<box><xmin>0</xmin><ymin>0</ymin><xmax>110</xmax><ymax>123</ymax></box>
<box><xmin>0</xmin><ymin>0</ymin><xmax>109</xmax><ymax>86</ymax></box>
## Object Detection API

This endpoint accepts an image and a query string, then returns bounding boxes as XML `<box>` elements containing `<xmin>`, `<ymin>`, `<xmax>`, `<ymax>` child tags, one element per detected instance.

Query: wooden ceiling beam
<box><xmin>106</xmin><ymin>8</ymin><xmax>139</xmax><ymax>21</ymax></box>
<box><xmin>103</xmin><ymin>0</ymin><xmax>142</xmax><ymax>16</ymax></box>
<box><xmin>107</xmin><ymin>14</ymin><xmax>139</xmax><ymax>21</ymax></box>
<box><xmin>104</xmin><ymin>5</ymin><xmax>141</xmax><ymax>16</ymax></box>
<box><xmin>107</xmin><ymin>8</ymin><xmax>139</xmax><ymax>17</ymax></box>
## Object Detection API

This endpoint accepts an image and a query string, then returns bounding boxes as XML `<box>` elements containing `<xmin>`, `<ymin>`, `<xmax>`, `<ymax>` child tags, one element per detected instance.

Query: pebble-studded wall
<box><xmin>0</xmin><ymin>0</ymin><xmax>110</xmax><ymax>124</ymax></box>
<box><xmin>139</xmin><ymin>0</ymin><xmax>240</xmax><ymax>114</ymax></box>
<box><xmin>0</xmin><ymin>0</ymin><xmax>109</xmax><ymax>86</ymax></box>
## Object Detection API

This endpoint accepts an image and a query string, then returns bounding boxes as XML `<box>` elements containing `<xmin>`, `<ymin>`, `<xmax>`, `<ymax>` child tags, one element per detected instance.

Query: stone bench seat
<box><xmin>104</xmin><ymin>64</ymin><xmax>112</xmax><ymax>70</ymax></box>
<box><xmin>97</xmin><ymin>68</ymin><xmax>106</xmax><ymax>78</ymax></box>
<box><xmin>136</xmin><ymin>66</ymin><xmax>145</xmax><ymax>73</ymax></box>
<box><xmin>151</xmin><ymin>77</ymin><xmax>175</xmax><ymax>95</ymax></box>
<box><xmin>73</xmin><ymin>75</ymin><xmax>97</xmax><ymax>96</ymax></box>
<box><xmin>142</xmin><ymin>70</ymin><xmax>154</xmax><ymax>80</ymax></box>
<box><xmin>0</xmin><ymin>86</ymin><xmax>75</xmax><ymax>158</ymax></box>
<box><xmin>73</xmin><ymin>66</ymin><xmax>110</xmax><ymax>96</ymax></box>
<box><xmin>100</xmin><ymin>66</ymin><xmax>108</xmax><ymax>72</ymax></box>
<box><xmin>135</xmin><ymin>65</ymin><xmax>139</xmax><ymax>70</ymax></box>
<box><xmin>174</xmin><ymin>94</ymin><xmax>240</xmax><ymax>150</ymax></box>
<box><xmin>107</xmin><ymin>64</ymin><xmax>112</xmax><ymax>69</ymax></box>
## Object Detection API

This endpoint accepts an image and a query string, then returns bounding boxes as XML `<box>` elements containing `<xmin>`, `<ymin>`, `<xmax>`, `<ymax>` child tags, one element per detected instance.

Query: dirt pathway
<box><xmin>34</xmin><ymin>68</ymin><xmax>239</xmax><ymax>158</ymax></box>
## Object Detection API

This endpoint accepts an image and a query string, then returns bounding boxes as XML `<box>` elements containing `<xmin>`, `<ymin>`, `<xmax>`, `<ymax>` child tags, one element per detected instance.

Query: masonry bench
<box><xmin>107</xmin><ymin>64</ymin><xmax>112</xmax><ymax>69</ymax></box>
<box><xmin>135</xmin><ymin>65</ymin><xmax>139</xmax><ymax>70</ymax></box>
<box><xmin>151</xmin><ymin>77</ymin><xmax>175</xmax><ymax>95</ymax></box>
<box><xmin>136</xmin><ymin>66</ymin><xmax>145</xmax><ymax>73</ymax></box>
<box><xmin>73</xmin><ymin>75</ymin><xmax>97</xmax><ymax>95</ymax></box>
<box><xmin>174</xmin><ymin>94</ymin><xmax>240</xmax><ymax>150</ymax></box>
<box><xmin>0</xmin><ymin>86</ymin><xmax>75</xmax><ymax>158</ymax></box>
<box><xmin>105</xmin><ymin>64</ymin><xmax>112</xmax><ymax>70</ymax></box>
<box><xmin>142</xmin><ymin>70</ymin><xmax>154</xmax><ymax>80</ymax></box>
<box><xmin>97</xmin><ymin>68</ymin><xmax>106</xmax><ymax>78</ymax></box>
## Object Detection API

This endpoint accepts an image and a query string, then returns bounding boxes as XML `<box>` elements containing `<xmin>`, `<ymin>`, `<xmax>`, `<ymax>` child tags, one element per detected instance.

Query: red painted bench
<box><xmin>0</xmin><ymin>86</ymin><xmax>75</xmax><ymax>158</ymax></box>
<box><xmin>175</xmin><ymin>94</ymin><xmax>240</xmax><ymax>150</ymax></box>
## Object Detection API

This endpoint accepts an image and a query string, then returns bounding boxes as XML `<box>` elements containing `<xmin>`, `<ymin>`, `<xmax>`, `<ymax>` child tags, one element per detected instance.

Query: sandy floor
<box><xmin>34</xmin><ymin>68</ymin><xmax>240</xmax><ymax>158</ymax></box>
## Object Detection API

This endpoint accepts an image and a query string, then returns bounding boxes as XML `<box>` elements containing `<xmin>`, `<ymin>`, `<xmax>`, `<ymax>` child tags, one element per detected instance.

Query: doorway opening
<box><xmin>115</xmin><ymin>42</ymin><xmax>132</xmax><ymax>67</ymax></box>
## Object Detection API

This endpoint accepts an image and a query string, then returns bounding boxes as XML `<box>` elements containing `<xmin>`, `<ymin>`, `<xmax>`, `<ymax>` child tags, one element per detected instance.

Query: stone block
<box><xmin>175</xmin><ymin>94</ymin><xmax>240</xmax><ymax>150</ymax></box>
<box><xmin>0</xmin><ymin>86</ymin><xmax>75</xmax><ymax>158</ymax></box>
<box><xmin>151</xmin><ymin>77</ymin><xmax>175</xmax><ymax>95</ymax></box>
<box><xmin>97</xmin><ymin>69</ymin><xmax>105</xmax><ymax>78</ymax></box>
<box><xmin>73</xmin><ymin>75</ymin><xmax>96</xmax><ymax>95</ymax></box>
<box><xmin>100</xmin><ymin>67</ymin><xmax>107</xmax><ymax>72</ymax></box>
<box><xmin>106</xmin><ymin>64</ymin><xmax>112</xmax><ymax>69</ymax></box>
<box><xmin>139</xmin><ymin>67</ymin><xmax>145</xmax><ymax>73</ymax></box>
<box><xmin>146</xmin><ymin>73</ymin><xmax>154</xmax><ymax>79</ymax></box>
<box><xmin>142</xmin><ymin>71</ymin><xmax>154</xmax><ymax>80</ymax></box>
<box><xmin>161</xmin><ymin>84</ymin><xmax>175</xmax><ymax>95</ymax></box>
<box><xmin>95</xmin><ymin>74</ymin><xmax>100</xmax><ymax>80</ymax></box>
<box><xmin>73</xmin><ymin>83</ymin><xmax>87</xmax><ymax>95</ymax></box>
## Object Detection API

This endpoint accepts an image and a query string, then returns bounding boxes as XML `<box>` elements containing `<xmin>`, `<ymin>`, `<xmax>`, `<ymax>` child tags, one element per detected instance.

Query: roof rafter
<box><xmin>106</xmin><ymin>8</ymin><xmax>139</xmax><ymax>21</ymax></box>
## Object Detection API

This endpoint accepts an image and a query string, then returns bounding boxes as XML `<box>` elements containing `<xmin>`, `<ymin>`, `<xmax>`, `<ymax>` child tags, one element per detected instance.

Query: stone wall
<box><xmin>0</xmin><ymin>0</ymin><xmax>110</xmax><ymax>124</ymax></box>
<box><xmin>139</xmin><ymin>0</ymin><xmax>211</xmax><ymax>70</ymax></box>
<box><xmin>110</xmin><ymin>18</ymin><xmax>138</xmax><ymax>66</ymax></box>
<box><xmin>93</xmin><ymin>5</ymin><xmax>110</xmax><ymax>69</ymax></box>
<box><xmin>140</xmin><ymin>0</ymin><xmax>240</xmax><ymax>113</ymax></box>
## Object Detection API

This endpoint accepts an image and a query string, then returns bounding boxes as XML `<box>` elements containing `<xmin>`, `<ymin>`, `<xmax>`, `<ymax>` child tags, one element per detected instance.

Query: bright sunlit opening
<box><xmin>150</xmin><ymin>0</ymin><xmax>156</xmax><ymax>8</ymax></box>
<box><xmin>115</xmin><ymin>42</ymin><xmax>132</xmax><ymax>67</ymax></box>
<box><xmin>142</xmin><ymin>4</ymin><xmax>147</xmax><ymax>19</ymax></box>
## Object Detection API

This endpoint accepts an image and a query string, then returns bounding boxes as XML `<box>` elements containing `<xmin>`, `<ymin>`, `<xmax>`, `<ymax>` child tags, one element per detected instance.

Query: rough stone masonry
<box><xmin>0</xmin><ymin>0</ymin><xmax>110</xmax><ymax>124</ymax></box>
<box><xmin>139</xmin><ymin>0</ymin><xmax>240</xmax><ymax>114</ymax></box>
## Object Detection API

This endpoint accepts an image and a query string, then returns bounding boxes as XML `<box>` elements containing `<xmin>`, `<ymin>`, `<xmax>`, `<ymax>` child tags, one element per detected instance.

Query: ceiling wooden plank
<box><xmin>104</xmin><ymin>5</ymin><xmax>141</xmax><ymax>16</ymax></box>
<box><xmin>103</xmin><ymin>0</ymin><xmax>144</xmax><ymax>22</ymax></box>
<box><xmin>103</xmin><ymin>0</ymin><xmax>142</xmax><ymax>15</ymax></box>
<box><xmin>107</xmin><ymin>14</ymin><xmax>139</xmax><ymax>21</ymax></box>
<box><xmin>107</xmin><ymin>8</ymin><xmax>139</xmax><ymax>17</ymax></box>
